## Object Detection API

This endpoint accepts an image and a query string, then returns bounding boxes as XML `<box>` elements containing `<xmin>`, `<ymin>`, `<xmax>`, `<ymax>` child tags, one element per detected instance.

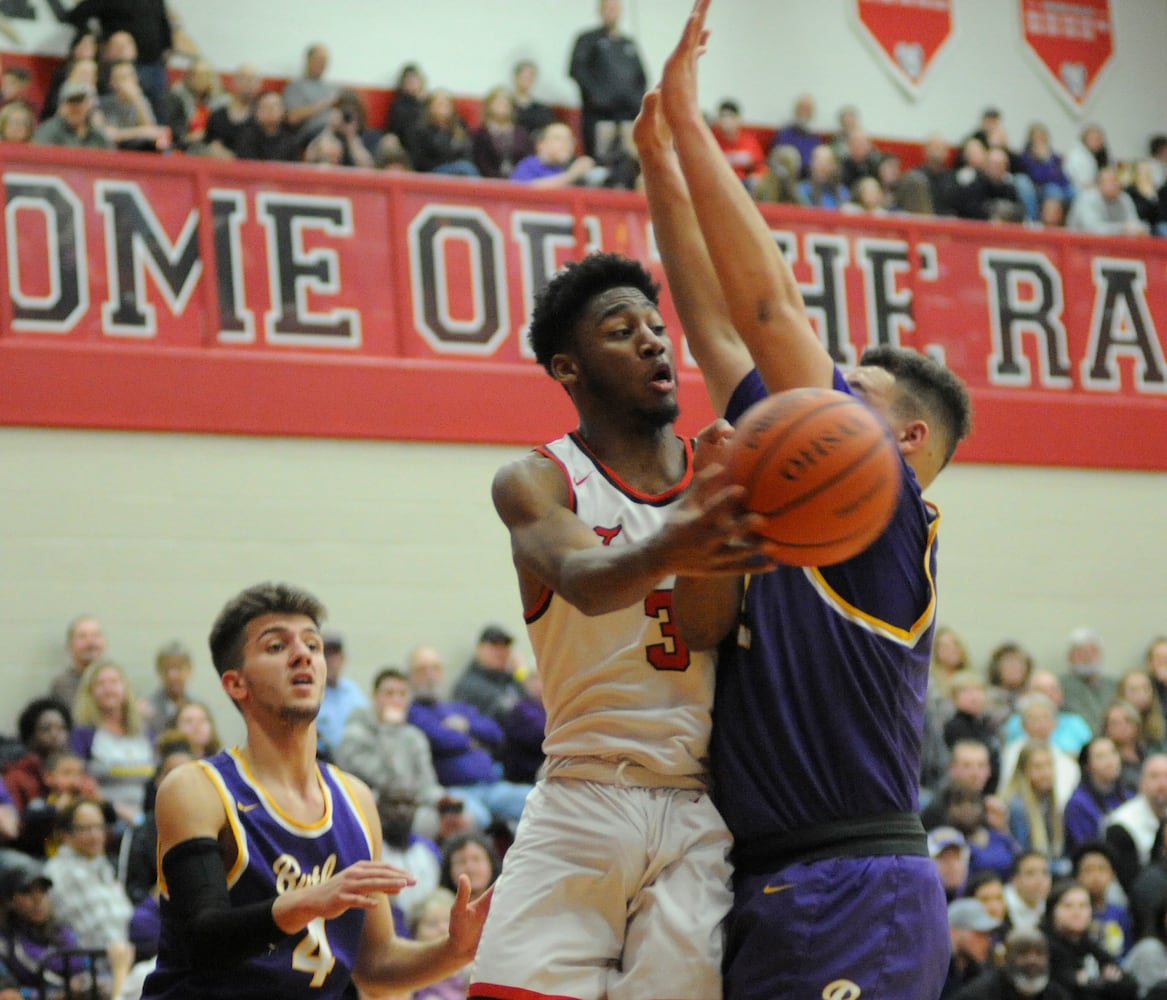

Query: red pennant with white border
<box><xmin>853</xmin><ymin>0</ymin><xmax>954</xmax><ymax>99</ymax></box>
<box><xmin>1020</xmin><ymin>0</ymin><xmax>1114</xmax><ymax>110</ymax></box>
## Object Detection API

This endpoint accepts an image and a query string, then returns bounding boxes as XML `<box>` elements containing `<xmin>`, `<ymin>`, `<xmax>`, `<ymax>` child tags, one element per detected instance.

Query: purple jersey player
<box><xmin>634</xmin><ymin>4</ymin><xmax>973</xmax><ymax>997</ymax></box>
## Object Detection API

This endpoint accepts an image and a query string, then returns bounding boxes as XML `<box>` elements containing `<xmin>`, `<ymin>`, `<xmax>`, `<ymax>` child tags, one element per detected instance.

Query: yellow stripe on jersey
<box><xmin>197</xmin><ymin>758</ymin><xmax>249</xmax><ymax>888</ymax></box>
<box><xmin>231</xmin><ymin>747</ymin><xmax>332</xmax><ymax>833</ymax></box>
<box><xmin>330</xmin><ymin>766</ymin><xmax>375</xmax><ymax>860</ymax></box>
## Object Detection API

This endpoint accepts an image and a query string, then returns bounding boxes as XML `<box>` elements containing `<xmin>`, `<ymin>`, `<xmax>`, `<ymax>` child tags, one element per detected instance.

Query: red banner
<box><xmin>1</xmin><ymin>146</ymin><xmax>1166</xmax><ymax>471</ymax></box>
<box><xmin>1021</xmin><ymin>0</ymin><xmax>1114</xmax><ymax>109</ymax></box>
<box><xmin>853</xmin><ymin>0</ymin><xmax>954</xmax><ymax>98</ymax></box>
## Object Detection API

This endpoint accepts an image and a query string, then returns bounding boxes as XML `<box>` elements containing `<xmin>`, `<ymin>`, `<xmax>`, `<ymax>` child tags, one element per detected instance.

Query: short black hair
<box><xmin>208</xmin><ymin>582</ymin><xmax>325</xmax><ymax>677</ymax></box>
<box><xmin>527</xmin><ymin>252</ymin><xmax>659</xmax><ymax>374</ymax></box>
<box><xmin>859</xmin><ymin>345</ymin><xmax>972</xmax><ymax>467</ymax></box>
<box><xmin>718</xmin><ymin>99</ymin><xmax>740</xmax><ymax>116</ymax></box>
<box><xmin>1149</xmin><ymin>135</ymin><xmax>1167</xmax><ymax>157</ymax></box>
<box><xmin>372</xmin><ymin>666</ymin><xmax>409</xmax><ymax>692</ymax></box>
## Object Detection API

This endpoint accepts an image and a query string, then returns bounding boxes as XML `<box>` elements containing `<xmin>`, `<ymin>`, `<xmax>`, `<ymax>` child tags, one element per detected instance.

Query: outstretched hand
<box><xmin>659</xmin><ymin>0</ymin><xmax>711</xmax><ymax>127</ymax></box>
<box><xmin>632</xmin><ymin>89</ymin><xmax>672</xmax><ymax>162</ymax></box>
<box><xmin>274</xmin><ymin>860</ymin><xmax>416</xmax><ymax>931</ymax></box>
<box><xmin>447</xmin><ymin>873</ymin><xmax>493</xmax><ymax>962</ymax></box>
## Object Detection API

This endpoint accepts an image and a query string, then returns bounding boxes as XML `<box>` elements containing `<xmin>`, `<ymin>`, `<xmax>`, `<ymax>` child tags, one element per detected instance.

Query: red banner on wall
<box><xmin>1021</xmin><ymin>0</ymin><xmax>1114</xmax><ymax>110</ymax></box>
<box><xmin>853</xmin><ymin>0</ymin><xmax>954</xmax><ymax>98</ymax></box>
<box><xmin>1</xmin><ymin>146</ymin><xmax>1166</xmax><ymax>471</ymax></box>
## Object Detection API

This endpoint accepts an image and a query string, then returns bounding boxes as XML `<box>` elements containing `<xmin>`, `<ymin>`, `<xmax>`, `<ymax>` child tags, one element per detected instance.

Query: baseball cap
<box><xmin>0</xmin><ymin>859</ymin><xmax>52</xmax><ymax>899</ymax></box>
<box><xmin>478</xmin><ymin>625</ymin><xmax>513</xmax><ymax>645</ymax></box>
<box><xmin>59</xmin><ymin>79</ymin><xmax>94</xmax><ymax>102</ymax></box>
<box><xmin>322</xmin><ymin>631</ymin><xmax>344</xmax><ymax>653</ymax></box>
<box><xmin>928</xmin><ymin>826</ymin><xmax>967</xmax><ymax>858</ymax></box>
<box><xmin>948</xmin><ymin>897</ymin><xmax>1000</xmax><ymax>932</ymax></box>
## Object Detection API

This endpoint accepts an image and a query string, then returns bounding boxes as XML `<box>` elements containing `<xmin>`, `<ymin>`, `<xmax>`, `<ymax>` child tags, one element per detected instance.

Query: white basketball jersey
<box><xmin>527</xmin><ymin>432</ymin><xmax>715</xmax><ymax>785</ymax></box>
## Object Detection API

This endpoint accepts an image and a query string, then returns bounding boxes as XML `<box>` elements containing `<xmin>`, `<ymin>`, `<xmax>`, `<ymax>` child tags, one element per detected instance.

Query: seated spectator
<box><xmin>315</xmin><ymin>631</ymin><xmax>369</xmax><ymax>762</ymax></box>
<box><xmin>510</xmin><ymin>59</ymin><xmax>555</xmax><ymax>137</ymax></box>
<box><xmin>0</xmin><ymin>65</ymin><xmax>33</xmax><ymax>115</ymax></box>
<box><xmin>1060</xmin><ymin>628</ymin><xmax>1117</xmax><ymax>735</ymax></box>
<box><xmin>233</xmin><ymin>90</ymin><xmax>299</xmax><ymax>163</ymax></box>
<box><xmin>510</xmin><ymin>122</ymin><xmax>601</xmax><ymax>188</ymax></box>
<box><xmin>374</xmin><ymin>778</ymin><xmax>443</xmax><ymax>930</ymax></box>
<box><xmin>70</xmin><ymin>659</ymin><xmax>156</xmax><ymax>828</ymax></box>
<box><xmin>282</xmin><ymin>42</ymin><xmax>340</xmax><ymax>144</ymax></box>
<box><xmin>406</xmin><ymin>646</ymin><xmax>532</xmax><ymax>830</ymax></box>
<box><xmin>500</xmin><ymin>665</ymin><xmax>546</xmax><ymax>785</ymax></box>
<box><xmin>121</xmin><ymin>741</ymin><xmax>194</xmax><ymax>906</ymax></box>
<box><xmin>385</xmin><ymin>62</ymin><xmax>426</xmax><ymax>154</ymax></box>
<box><xmin>999</xmin><ymin>693</ymin><xmax>1081</xmax><ymax>806</ymax></box>
<box><xmin>953</xmin><ymin>147</ymin><xmax>1024</xmax><ymax>223</ymax></box>
<box><xmin>472</xmin><ymin>86</ymin><xmax>533</xmax><ymax>180</ymax></box>
<box><xmin>336</xmin><ymin>88</ymin><xmax>382</xmax><ymax>159</ymax></box>
<box><xmin>1063</xmin><ymin>737</ymin><xmax>1131</xmax><ymax>859</ymax></box>
<box><xmin>1018</xmin><ymin>123</ymin><xmax>1074</xmax><ymax>211</ymax></box>
<box><xmin>1071</xmin><ymin>842</ymin><xmax>1131</xmax><ymax>959</ymax></box>
<box><xmin>944</xmin><ymin>671</ymin><xmax>1002</xmax><ymax>779</ymax></box>
<box><xmin>941</xmin><ymin>782</ymin><xmax>1020</xmax><ymax>880</ymax></box>
<box><xmin>48</xmin><ymin>615</ymin><xmax>106</xmax><ymax>711</ymax></box>
<box><xmin>0</xmin><ymin>856</ymin><xmax>134</xmax><ymax>1000</ymax></box>
<box><xmin>163</xmin><ymin>57</ymin><xmax>226</xmax><ymax>152</ymax></box>
<box><xmin>1064</xmin><ymin>123</ymin><xmax>1110</xmax><ymax>192</ymax></box>
<box><xmin>1103</xmin><ymin>753</ymin><xmax>1167</xmax><ymax>894</ymax></box>
<box><xmin>15</xmin><ymin>749</ymin><xmax>101</xmax><ymax>858</ymax></box>
<box><xmin>142</xmin><ymin>641</ymin><xmax>193</xmax><ymax>732</ymax></box>
<box><xmin>166</xmin><ymin>700</ymin><xmax>222</xmax><ymax>759</ymax></box>
<box><xmin>890</xmin><ymin>169</ymin><xmax>935</xmax><ymax>215</ymax></box>
<box><xmin>1004</xmin><ymin>741</ymin><xmax>1066</xmax><ymax>874</ymax></box>
<box><xmin>0</xmin><ymin>100</ymin><xmax>33</xmax><ymax>143</ymax></box>
<box><xmin>202</xmin><ymin>63</ymin><xmax>261</xmax><ymax>159</ymax></box>
<box><xmin>1004</xmin><ymin>850</ymin><xmax>1052</xmax><ymax>932</ymax></box>
<box><xmin>1042</xmin><ymin>880</ymin><xmax>1137</xmax><ymax>1000</ymax></box>
<box><xmin>1122</xmin><ymin>896</ymin><xmax>1167</xmax><ymax>996</ymax></box>
<box><xmin>943</xmin><ymin>897</ymin><xmax>1001</xmax><ymax>998</ymax></box>
<box><xmin>985</xmin><ymin>641</ymin><xmax>1034</xmax><ymax>731</ymax></box>
<box><xmin>1003</xmin><ymin>671</ymin><xmax>1092</xmax><ymax>756</ymax></box>
<box><xmin>838</xmin><ymin>129</ymin><xmax>882</xmax><ymax>190</ymax></box>
<box><xmin>923</xmin><ymin>738</ymin><xmax>996</xmax><ymax>831</ymax></box>
<box><xmin>32</xmin><ymin>79</ymin><xmax>111</xmax><ymax>150</ymax></box>
<box><xmin>932</xmin><ymin>625</ymin><xmax>974</xmax><ymax>707</ymax></box>
<box><xmin>374</xmin><ymin>132</ymin><xmax>412</xmax><ymax>171</ymax></box>
<box><xmin>797</xmin><ymin>144</ymin><xmax>849</xmax><ymax>209</ymax></box>
<box><xmin>840</xmin><ymin>175</ymin><xmax>887</xmax><ymax>215</ymax></box>
<box><xmin>966</xmin><ymin>869</ymin><xmax>1011</xmax><ymax>961</ymax></box>
<box><xmin>97</xmin><ymin>60</ymin><xmax>171</xmax><ymax>152</ymax></box>
<box><xmin>408</xmin><ymin>89</ymin><xmax>478</xmax><ymax>176</ymax></box>
<box><xmin>753</xmin><ymin>143</ymin><xmax>800</xmax><ymax>205</ymax></box>
<box><xmin>438</xmin><ymin>831</ymin><xmax>499</xmax><ymax>901</ymax></box>
<box><xmin>953</xmin><ymin>926</ymin><xmax>1069</xmax><ymax>1000</ymax></box>
<box><xmin>409</xmin><ymin>888</ymin><xmax>468</xmax><ymax>1000</ymax></box>
<box><xmin>1037</xmin><ymin>194</ymin><xmax>1067</xmax><ymax>229</ymax></box>
<box><xmin>930</xmin><ymin>825</ymin><xmax>972</xmax><ymax>902</ymax></box>
<box><xmin>336</xmin><ymin>666</ymin><xmax>447</xmax><ymax>839</ymax></box>
<box><xmin>43</xmin><ymin>798</ymin><xmax>134</xmax><ymax>951</ymax></box>
<box><xmin>1103</xmin><ymin>700</ymin><xmax>1149</xmax><ymax>794</ymax></box>
<box><xmin>453</xmin><ymin>625</ymin><xmax>524</xmax><ymax>725</ymax></box>
<box><xmin>919</xmin><ymin>132</ymin><xmax>958</xmax><ymax>215</ymax></box>
<box><xmin>1117</xmin><ymin>670</ymin><xmax>1166</xmax><ymax>753</ymax></box>
<box><xmin>41</xmin><ymin>29</ymin><xmax>98</xmax><ymax>123</ymax></box>
<box><xmin>771</xmin><ymin>93</ymin><xmax>819</xmax><ymax>177</ymax></box>
<box><xmin>710</xmin><ymin>98</ymin><xmax>766</xmax><ymax>190</ymax></box>
<box><xmin>1124</xmin><ymin>160</ymin><xmax>1167</xmax><ymax>237</ymax></box>
<box><xmin>304</xmin><ymin>106</ymin><xmax>375</xmax><ymax>169</ymax></box>
<box><xmin>2</xmin><ymin>698</ymin><xmax>74</xmax><ymax>818</ymax></box>
<box><xmin>829</xmin><ymin>103</ymin><xmax>861</xmax><ymax>164</ymax></box>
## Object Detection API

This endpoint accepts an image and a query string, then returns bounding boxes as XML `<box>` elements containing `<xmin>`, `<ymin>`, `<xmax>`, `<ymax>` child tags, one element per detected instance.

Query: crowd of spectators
<box><xmin>923</xmin><ymin>627</ymin><xmax>1167</xmax><ymax>998</ymax></box>
<box><xmin>1</xmin><ymin>0</ymin><xmax>1161</xmax><ymax>238</ymax></box>
<box><xmin>0</xmin><ymin>615</ymin><xmax>541</xmax><ymax>1000</ymax></box>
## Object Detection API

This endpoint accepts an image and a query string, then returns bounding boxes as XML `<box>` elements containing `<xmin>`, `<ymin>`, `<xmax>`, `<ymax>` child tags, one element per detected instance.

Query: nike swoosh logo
<box><xmin>236</xmin><ymin>801</ymin><xmax>258</xmax><ymax>813</ymax></box>
<box><xmin>573</xmin><ymin>472</ymin><xmax>593</xmax><ymax>486</ymax></box>
<box><xmin>763</xmin><ymin>882</ymin><xmax>794</xmax><ymax>895</ymax></box>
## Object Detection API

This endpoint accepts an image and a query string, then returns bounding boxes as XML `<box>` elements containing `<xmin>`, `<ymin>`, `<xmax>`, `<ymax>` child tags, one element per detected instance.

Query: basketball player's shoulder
<box><xmin>492</xmin><ymin>440</ymin><xmax>573</xmax><ymax>519</ymax></box>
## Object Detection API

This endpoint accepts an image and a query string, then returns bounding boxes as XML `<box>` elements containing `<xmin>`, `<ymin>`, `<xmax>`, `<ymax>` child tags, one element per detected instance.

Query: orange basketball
<box><xmin>723</xmin><ymin>387</ymin><xmax>901</xmax><ymax>566</ymax></box>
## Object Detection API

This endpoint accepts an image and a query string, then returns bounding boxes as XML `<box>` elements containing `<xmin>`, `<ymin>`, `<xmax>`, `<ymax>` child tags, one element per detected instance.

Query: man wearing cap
<box><xmin>943</xmin><ymin>897</ymin><xmax>1002</xmax><ymax>997</ymax></box>
<box><xmin>931</xmin><ymin>825</ymin><xmax>971</xmax><ymax>902</ymax></box>
<box><xmin>315</xmin><ymin>631</ymin><xmax>369</xmax><ymax>761</ymax></box>
<box><xmin>1058</xmin><ymin>628</ymin><xmax>1116</xmax><ymax>735</ymax></box>
<box><xmin>32</xmin><ymin>79</ymin><xmax>112</xmax><ymax>148</ymax></box>
<box><xmin>452</xmin><ymin>625</ymin><xmax>527</xmax><ymax>726</ymax></box>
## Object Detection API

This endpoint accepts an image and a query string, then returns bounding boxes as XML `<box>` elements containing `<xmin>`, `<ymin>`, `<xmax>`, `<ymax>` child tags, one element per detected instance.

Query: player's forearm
<box><xmin>357</xmin><ymin>935</ymin><xmax>473</xmax><ymax>993</ymax></box>
<box><xmin>555</xmin><ymin>536</ymin><xmax>675</xmax><ymax>616</ymax></box>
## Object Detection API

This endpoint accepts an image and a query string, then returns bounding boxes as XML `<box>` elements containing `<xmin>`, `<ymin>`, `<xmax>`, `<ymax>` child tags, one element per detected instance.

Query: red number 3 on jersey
<box><xmin>643</xmin><ymin>589</ymin><xmax>691</xmax><ymax>671</ymax></box>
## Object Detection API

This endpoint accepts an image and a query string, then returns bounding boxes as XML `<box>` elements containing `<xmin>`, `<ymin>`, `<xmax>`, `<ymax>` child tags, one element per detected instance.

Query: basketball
<box><xmin>723</xmin><ymin>387</ymin><xmax>901</xmax><ymax>566</ymax></box>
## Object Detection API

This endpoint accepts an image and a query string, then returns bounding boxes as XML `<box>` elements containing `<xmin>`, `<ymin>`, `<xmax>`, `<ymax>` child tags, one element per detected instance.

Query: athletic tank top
<box><xmin>143</xmin><ymin>748</ymin><xmax>374</xmax><ymax>999</ymax></box>
<box><xmin>527</xmin><ymin>432</ymin><xmax>715</xmax><ymax>788</ymax></box>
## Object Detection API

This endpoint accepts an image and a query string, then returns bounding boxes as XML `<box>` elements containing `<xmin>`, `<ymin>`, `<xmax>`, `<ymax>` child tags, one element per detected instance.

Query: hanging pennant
<box><xmin>1020</xmin><ymin>0</ymin><xmax>1114</xmax><ymax>111</ymax></box>
<box><xmin>852</xmin><ymin>0</ymin><xmax>954</xmax><ymax>99</ymax></box>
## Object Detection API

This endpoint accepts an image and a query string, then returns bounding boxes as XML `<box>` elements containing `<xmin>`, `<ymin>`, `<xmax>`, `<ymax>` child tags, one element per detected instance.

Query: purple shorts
<box><xmin>724</xmin><ymin>854</ymin><xmax>950</xmax><ymax>1000</ymax></box>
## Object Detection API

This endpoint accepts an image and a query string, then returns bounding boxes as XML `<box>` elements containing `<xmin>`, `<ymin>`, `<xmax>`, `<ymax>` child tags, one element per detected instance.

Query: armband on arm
<box><xmin>162</xmin><ymin>837</ymin><xmax>286</xmax><ymax>973</ymax></box>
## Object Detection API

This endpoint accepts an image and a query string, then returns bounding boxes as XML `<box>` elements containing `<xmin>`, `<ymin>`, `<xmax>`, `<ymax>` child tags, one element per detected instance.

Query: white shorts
<box><xmin>467</xmin><ymin>777</ymin><xmax>732</xmax><ymax>1000</ymax></box>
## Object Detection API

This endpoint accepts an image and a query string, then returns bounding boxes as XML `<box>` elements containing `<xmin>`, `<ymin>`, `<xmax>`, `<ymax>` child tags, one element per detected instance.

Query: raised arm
<box><xmin>633</xmin><ymin>89</ymin><xmax>751</xmax><ymax>416</ymax></box>
<box><xmin>658</xmin><ymin>0</ymin><xmax>833</xmax><ymax>394</ymax></box>
<box><xmin>492</xmin><ymin>441</ymin><xmax>772</xmax><ymax>618</ymax></box>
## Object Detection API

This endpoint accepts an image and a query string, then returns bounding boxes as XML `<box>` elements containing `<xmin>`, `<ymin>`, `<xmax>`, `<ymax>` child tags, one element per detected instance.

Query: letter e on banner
<box><xmin>1020</xmin><ymin>0</ymin><xmax>1113</xmax><ymax>110</ymax></box>
<box><xmin>852</xmin><ymin>0</ymin><xmax>954</xmax><ymax>99</ymax></box>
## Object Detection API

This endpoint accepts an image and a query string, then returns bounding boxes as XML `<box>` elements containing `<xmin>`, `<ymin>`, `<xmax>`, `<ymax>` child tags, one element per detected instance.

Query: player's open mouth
<box><xmin>291</xmin><ymin>673</ymin><xmax>314</xmax><ymax>686</ymax></box>
<box><xmin>649</xmin><ymin>364</ymin><xmax>675</xmax><ymax>392</ymax></box>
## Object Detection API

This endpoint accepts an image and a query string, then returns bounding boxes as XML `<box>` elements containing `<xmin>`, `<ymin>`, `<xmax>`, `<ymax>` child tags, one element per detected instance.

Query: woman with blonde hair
<box><xmin>1004</xmin><ymin>740</ymin><xmax>1066</xmax><ymax>873</ymax></box>
<box><xmin>70</xmin><ymin>659</ymin><xmax>155</xmax><ymax>827</ymax></box>
<box><xmin>471</xmin><ymin>85</ymin><xmax>533</xmax><ymax>179</ymax></box>
<box><xmin>1117</xmin><ymin>669</ymin><xmax>1166</xmax><ymax>751</ymax></box>
<box><xmin>158</xmin><ymin>699</ymin><xmax>222</xmax><ymax>759</ymax></box>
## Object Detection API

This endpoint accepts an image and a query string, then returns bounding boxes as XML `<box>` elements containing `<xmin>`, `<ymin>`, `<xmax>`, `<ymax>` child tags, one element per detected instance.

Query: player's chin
<box><xmin>640</xmin><ymin>398</ymin><xmax>680</xmax><ymax>428</ymax></box>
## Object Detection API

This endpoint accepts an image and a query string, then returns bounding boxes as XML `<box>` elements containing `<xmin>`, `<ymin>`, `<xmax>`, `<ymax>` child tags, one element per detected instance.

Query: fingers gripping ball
<box><xmin>724</xmin><ymin>387</ymin><xmax>901</xmax><ymax>566</ymax></box>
